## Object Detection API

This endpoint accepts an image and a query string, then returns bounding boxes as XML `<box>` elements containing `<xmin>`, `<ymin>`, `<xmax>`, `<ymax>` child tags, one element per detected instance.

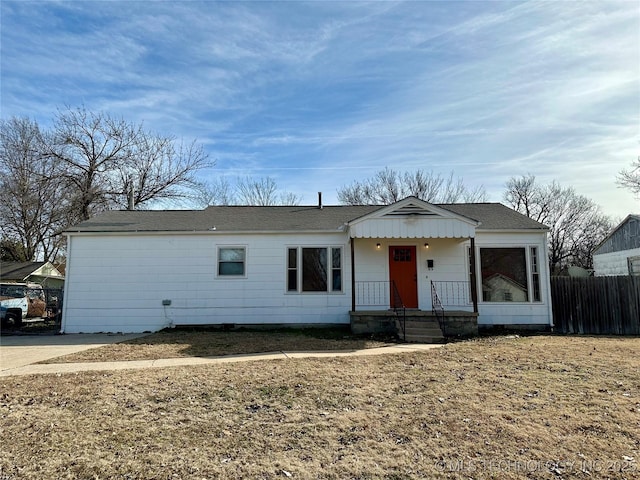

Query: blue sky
<box><xmin>1</xmin><ymin>0</ymin><xmax>638</xmax><ymax>217</ymax></box>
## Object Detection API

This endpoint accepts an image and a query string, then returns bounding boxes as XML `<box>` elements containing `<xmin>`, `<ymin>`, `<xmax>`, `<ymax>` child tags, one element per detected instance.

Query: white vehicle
<box><xmin>0</xmin><ymin>283</ymin><xmax>44</xmax><ymax>327</ymax></box>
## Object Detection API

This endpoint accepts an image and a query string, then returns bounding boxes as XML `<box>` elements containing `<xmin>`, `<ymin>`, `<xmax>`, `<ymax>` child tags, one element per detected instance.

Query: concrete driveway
<box><xmin>0</xmin><ymin>333</ymin><xmax>149</xmax><ymax>371</ymax></box>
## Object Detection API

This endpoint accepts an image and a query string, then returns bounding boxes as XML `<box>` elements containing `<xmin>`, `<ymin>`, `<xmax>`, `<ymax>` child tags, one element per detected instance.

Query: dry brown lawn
<box><xmin>1</xmin><ymin>335</ymin><xmax>639</xmax><ymax>479</ymax></box>
<box><xmin>40</xmin><ymin>328</ymin><xmax>391</xmax><ymax>364</ymax></box>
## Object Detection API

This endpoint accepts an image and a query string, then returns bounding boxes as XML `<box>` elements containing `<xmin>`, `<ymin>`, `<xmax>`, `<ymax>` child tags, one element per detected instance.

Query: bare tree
<box><xmin>194</xmin><ymin>176</ymin><xmax>301</xmax><ymax>206</ymax></box>
<box><xmin>504</xmin><ymin>175</ymin><xmax>613</xmax><ymax>273</ymax></box>
<box><xmin>1</xmin><ymin>107</ymin><xmax>213</xmax><ymax>260</ymax></box>
<box><xmin>235</xmin><ymin>177</ymin><xmax>302</xmax><ymax>206</ymax></box>
<box><xmin>109</xmin><ymin>137</ymin><xmax>211</xmax><ymax>209</ymax></box>
<box><xmin>193</xmin><ymin>178</ymin><xmax>235</xmax><ymax>207</ymax></box>
<box><xmin>570</xmin><ymin>213</ymin><xmax>614</xmax><ymax>269</ymax></box>
<box><xmin>0</xmin><ymin>117</ymin><xmax>68</xmax><ymax>261</ymax></box>
<box><xmin>47</xmin><ymin>106</ymin><xmax>212</xmax><ymax>220</ymax></box>
<box><xmin>338</xmin><ymin>168</ymin><xmax>487</xmax><ymax>205</ymax></box>
<box><xmin>617</xmin><ymin>156</ymin><xmax>640</xmax><ymax>199</ymax></box>
<box><xmin>236</xmin><ymin>177</ymin><xmax>280</xmax><ymax>206</ymax></box>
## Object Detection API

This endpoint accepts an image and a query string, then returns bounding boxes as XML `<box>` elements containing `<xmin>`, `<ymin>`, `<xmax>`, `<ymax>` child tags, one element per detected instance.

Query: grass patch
<box><xmin>2</xmin><ymin>335</ymin><xmax>639</xmax><ymax>479</ymax></box>
<box><xmin>40</xmin><ymin>327</ymin><xmax>394</xmax><ymax>364</ymax></box>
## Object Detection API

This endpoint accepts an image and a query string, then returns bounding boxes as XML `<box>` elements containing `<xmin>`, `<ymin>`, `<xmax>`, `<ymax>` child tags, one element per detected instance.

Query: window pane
<box><xmin>219</xmin><ymin>248</ymin><xmax>244</xmax><ymax>262</ymax></box>
<box><xmin>288</xmin><ymin>270</ymin><xmax>298</xmax><ymax>291</ymax></box>
<box><xmin>393</xmin><ymin>248</ymin><xmax>411</xmax><ymax>262</ymax></box>
<box><xmin>288</xmin><ymin>248</ymin><xmax>297</xmax><ymax>269</ymax></box>
<box><xmin>480</xmin><ymin>248</ymin><xmax>528</xmax><ymax>302</ymax></box>
<box><xmin>302</xmin><ymin>248</ymin><xmax>327</xmax><ymax>291</ymax></box>
<box><xmin>530</xmin><ymin>247</ymin><xmax>541</xmax><ymax>301</ymax></box>
<box><xmin>331</xmin><ymin>248</ymin><xmax>342</xmax><ymax>291</ymax></box>
<box><xmin>219</xmin><ymin>262</ymin><xmax>244</xmax><ymax>276</ymax></box>
<box><xmin>218</xmin><ymin>247</ymin><xmax>245</xmax><ymax>276</ymax></box>
<box><xmin>332</xmin><ymin>269</ymin><xmax>341</xmax><ymax>291</ymax></box>
<box><xmin>332</xmin><ymin>248</ymin><xmax>341</xmax><ymax>268</ymax></box>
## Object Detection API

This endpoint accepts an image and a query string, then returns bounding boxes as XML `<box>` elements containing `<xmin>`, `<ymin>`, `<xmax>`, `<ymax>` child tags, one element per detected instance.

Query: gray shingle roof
<box><xmin>65</xmin><ymin>203</ymin><xmax>547</xmax><ymax>233</ymax></box>
<box><xmin>0</xmin><ymin>261</ymin><xmax>48</xmax><ymax>281</ymax></box>
<box><xmin>439</xmin><ymin>203</ymin><xmax>548</xmax><ymax>230</ymax></box>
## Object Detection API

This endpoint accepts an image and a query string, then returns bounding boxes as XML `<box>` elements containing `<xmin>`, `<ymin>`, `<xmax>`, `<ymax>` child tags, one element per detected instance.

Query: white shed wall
<box><xmin>63</xmin><ymin>232</ymin><xmax>351</xmax><ymax>333</ymax></box>
<box><xmin>593</xmin><ymin>247</ymin><xmax>640</xmax><ymax>276</ymax></box>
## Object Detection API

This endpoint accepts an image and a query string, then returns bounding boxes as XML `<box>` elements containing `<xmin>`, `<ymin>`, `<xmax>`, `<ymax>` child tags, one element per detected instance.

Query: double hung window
<box><xmin>218</xmin><ymin>247</ymin><xmax>246</xmax><ymax>276</ymax></box>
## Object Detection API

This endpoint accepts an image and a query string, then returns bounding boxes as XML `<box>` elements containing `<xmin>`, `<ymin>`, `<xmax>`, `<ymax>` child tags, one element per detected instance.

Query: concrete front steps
<box><xmin>350</xmin><ymin>309</ymin><xmax>478</xmax><ymax>343</ymax></box>
<box><xmin>396</xmin><ymin>318</ymin><xmax>445</xmax><ymax>343</ymax></box>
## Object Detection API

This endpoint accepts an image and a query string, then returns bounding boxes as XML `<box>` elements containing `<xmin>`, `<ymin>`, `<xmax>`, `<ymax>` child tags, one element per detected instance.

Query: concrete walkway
<box><xmin>0</xmin><ymin>333</ymin><xmax>150</xmax><ymax>372</ymax></box>
<box><xmin>0</xmin><ymin>341</ymin><xmax>442</xmax><ymax>377</ymax></box>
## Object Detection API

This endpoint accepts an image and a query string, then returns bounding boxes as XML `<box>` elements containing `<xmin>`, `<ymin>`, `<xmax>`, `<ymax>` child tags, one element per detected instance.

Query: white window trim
<box><xmin>474</xmin><ymin>244</ymin><xmax>544</xmax><ymax>305</ymax></box>
<box><xmin>216</xmin><ymin>245</ymin><xmax>248</xmax><ymax>279</ymax></box>
<box><xmin>285</xmin><ymin>245</ymin><xmax>345</xmax><ymax>294</ymax></box>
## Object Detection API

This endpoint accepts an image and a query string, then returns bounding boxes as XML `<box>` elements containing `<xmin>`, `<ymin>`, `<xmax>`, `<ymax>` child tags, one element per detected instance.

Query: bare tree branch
<box><xmin>235</xmin><ymin>177</ymin><xmax>301</xmax><ymax>206</ymax></box>
<box><xmin>338</xmin><ymin>168</ymin><xmax>487</xmax><ymax>205</ymax></box>
<box><xmin>47</xmin><ymin>106</ymin><xmax>214</xmax><ymax>220</ymax></box>
<box><xmin>504</xmin><ymin>175</ymin><xmax>613</xmax><ymax>273</ymax></box>
<box><xmin>0</xmin><ymin>117</ymin><xmax>69</xmax><ymax>261</ymax></box>
<box><xmin>617</xmin><ymin>156</ymin><xmax>640</xmax><ymax>198</ymax></box>
<box><xmin>193</xmin><ymin>176</ymin><xmax>301</xmax><ymax>206</ymax></box>
<box><xmin>1</xmin><ymin>107</ymin><xmax>214</xmax><ymax>259</ymax></box>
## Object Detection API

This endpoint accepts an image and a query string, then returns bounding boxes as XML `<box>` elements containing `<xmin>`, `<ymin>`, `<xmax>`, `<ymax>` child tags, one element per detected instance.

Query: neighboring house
<box><xmin>593</xmin><ymin>215</ymin><xmax>640</xmax><ymax>276</ymax></box>
<box><xmin>0</xmin><ymin>261</ymin><xmax>65</xmax><ymax>289</ymax></box>
<box><xmin>482</xmin><ymin>273</ymin><xmax>528</xmax><ymax>303</ymax></box>
<box><xmin>61</xmin><ymin>197</ymin><xmax>553</xmax><ymax>334</ymax></box>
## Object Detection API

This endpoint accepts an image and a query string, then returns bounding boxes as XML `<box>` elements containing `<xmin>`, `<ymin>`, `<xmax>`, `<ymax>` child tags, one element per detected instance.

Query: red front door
<box><xmin>389</xmin><ymin>246</ymin><xmax>418</xmax><ymax>308</ymax></box>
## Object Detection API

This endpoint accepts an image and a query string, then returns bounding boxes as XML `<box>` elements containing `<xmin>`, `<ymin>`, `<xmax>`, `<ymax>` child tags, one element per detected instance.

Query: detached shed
<box><xmin>593</xmin><ymin>215</ymin><xmax>640</xmax><ymax>276</ymax></box>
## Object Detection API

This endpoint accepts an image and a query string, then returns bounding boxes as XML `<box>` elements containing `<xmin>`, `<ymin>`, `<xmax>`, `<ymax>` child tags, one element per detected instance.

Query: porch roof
<box><xmin>347</xmin><ymin>197</ymin><xmax>479</xmax><ymax>239</ymax></box>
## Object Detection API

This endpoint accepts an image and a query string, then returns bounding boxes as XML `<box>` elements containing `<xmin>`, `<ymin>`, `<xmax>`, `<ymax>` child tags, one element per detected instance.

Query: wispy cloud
<box><xmin>1</xmin><ymin>0</ymin><xmax>637</xmax><ymax>214</ymax></box>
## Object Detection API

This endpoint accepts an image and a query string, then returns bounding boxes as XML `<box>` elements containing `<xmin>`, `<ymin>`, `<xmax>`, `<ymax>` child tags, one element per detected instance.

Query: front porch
<box><xmin>346</xmin><ymin>197</ymin><xmax>482</xmax><ymax>342</ymax></box>
<box><xmin>350</xmin><ymin>276</ymin><xmax>479</xmax><ymax>341</ymax></box>
<box><xmin>350</xmin><ymin>309</ymin><xmax>479</xmax><ymax>341</ymax></box>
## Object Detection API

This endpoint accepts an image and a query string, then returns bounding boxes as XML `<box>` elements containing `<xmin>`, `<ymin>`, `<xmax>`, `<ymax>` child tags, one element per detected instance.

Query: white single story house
<box><xmin>593</xmin><ymin>214</ymin><xmax>640</xmax><ymax>276</ymax></box>
<box><xmin>61</xmin><ymin>196</ymin><xmax>553</xmax><ymax>335</ymax></box>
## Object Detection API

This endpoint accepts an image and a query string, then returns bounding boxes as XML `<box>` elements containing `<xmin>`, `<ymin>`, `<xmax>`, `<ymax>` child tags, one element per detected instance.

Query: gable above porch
<box><xmin>347</xmin><ymin>197</ymin><xmax>479</xmax><ymax>239</ymax></box>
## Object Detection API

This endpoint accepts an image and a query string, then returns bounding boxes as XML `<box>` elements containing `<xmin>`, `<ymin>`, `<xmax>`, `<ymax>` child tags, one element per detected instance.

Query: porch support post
<box><xmin>470</xmin><ymin>236</ymin><xmax>479</xmax><ymax>314</ymax></box>
<box><xmin>350</xmin><ymin>237</ymin><xmax>356</xmax><ymax>311</ymax></box>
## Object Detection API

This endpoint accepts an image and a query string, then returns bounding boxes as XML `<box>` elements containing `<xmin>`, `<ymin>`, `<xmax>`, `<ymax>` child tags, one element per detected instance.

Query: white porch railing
<box><xmin>431</xmin><ymin>280</ymin><xmax>472</xmax><ymax>307</ymax></box>
<box><xmin>354</xmin><ymin>281</ymin><xmax>392</xmax><ymax>309</ymax></box>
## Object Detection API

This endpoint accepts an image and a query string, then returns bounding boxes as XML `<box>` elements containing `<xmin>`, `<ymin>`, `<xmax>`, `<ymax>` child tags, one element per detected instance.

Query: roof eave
<box><xmin>64</xmin><ymin>228</ymin><xmax>349</xmax><ymax>236</ymax></box>
<box><xmin>476</xmin><ymin>228</ymin><xmax>549</xmax><ymax>233</ymax></box>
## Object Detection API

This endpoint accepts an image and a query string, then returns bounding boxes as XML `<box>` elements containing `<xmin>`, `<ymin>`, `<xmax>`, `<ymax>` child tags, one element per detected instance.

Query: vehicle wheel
<box><xmin>6</xmin><ymin>311</ymin><xmax>21</xmax><ymax>328</ymax></box>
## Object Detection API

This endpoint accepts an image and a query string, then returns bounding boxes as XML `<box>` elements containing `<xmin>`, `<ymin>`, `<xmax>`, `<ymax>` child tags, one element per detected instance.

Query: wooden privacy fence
<box><xmin>551</xmin><ymin>276</ymin><xmax>640</xmax><ymax>335</ymax></box>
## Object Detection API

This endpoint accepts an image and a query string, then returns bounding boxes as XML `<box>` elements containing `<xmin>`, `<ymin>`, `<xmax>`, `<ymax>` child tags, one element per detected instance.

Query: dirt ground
<box><xmin>1</xmin><ymin>335</ymin><xmax>639</xmax><ymax>479</ymax></box>
<box><xmin>39</xmin><ymin>327</ymin><xmax>392</xmax><ymax>363</ymax></box>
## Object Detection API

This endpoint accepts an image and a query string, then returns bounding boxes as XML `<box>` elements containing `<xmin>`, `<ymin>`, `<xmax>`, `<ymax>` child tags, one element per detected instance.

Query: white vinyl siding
<box><xmin>61</xmin><ymin>228</ymin><xmax>552</xmax><ymax>333</ymax></box>
<box><xmin>63</xmin><ymin>233</ymin><xmax>350</xmax><ymax>333</ymax></box>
